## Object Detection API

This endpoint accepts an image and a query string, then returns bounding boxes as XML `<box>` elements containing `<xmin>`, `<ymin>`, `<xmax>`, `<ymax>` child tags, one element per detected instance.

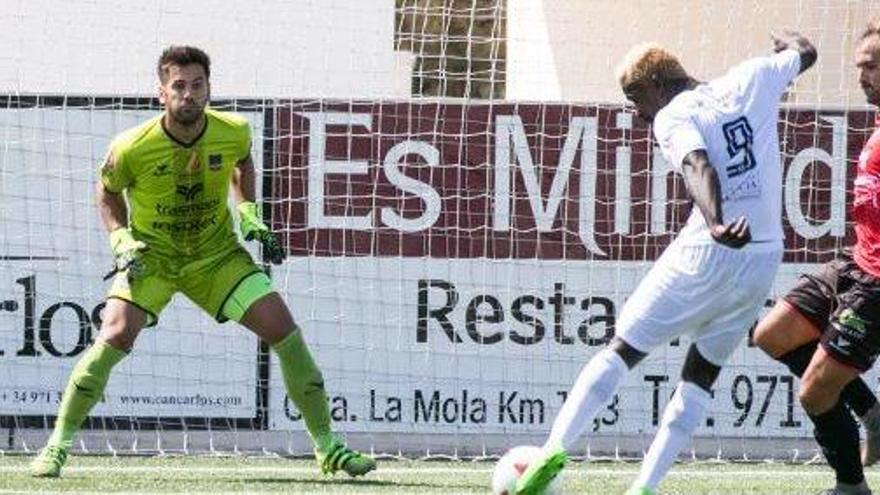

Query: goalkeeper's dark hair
<box><xmin>157</xmin><ymin>46</ymin><xmax>211</xmax><ymax>82</ymax></box>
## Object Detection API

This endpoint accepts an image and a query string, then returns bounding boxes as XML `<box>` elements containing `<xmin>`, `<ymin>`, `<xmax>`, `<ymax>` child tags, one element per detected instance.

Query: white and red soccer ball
<box><xmin>491</xmin><ymin>445</ymin><xmax>562</xmax><ymax>495</ymax></box>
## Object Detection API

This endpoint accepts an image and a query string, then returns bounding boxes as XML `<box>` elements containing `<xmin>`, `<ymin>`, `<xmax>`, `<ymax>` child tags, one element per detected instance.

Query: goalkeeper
<box><xmin>30</xmin><ymin>45</ymin><xmax>376</xmax><ymax>479</ymax></box>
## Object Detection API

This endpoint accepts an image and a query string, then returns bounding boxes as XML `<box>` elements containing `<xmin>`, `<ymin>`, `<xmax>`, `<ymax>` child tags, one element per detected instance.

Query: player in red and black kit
<box><xmin>754</xmin><ymin>21</ymin><xmax>880</xmax><ymax>495</ymax></box>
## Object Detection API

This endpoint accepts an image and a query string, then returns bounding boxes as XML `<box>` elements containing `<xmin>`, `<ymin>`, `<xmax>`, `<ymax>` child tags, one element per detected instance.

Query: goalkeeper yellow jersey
<box><xmin>99</xmin><ymin>108</ymin><xmax>251</xmax><ymax>258</ymax></box>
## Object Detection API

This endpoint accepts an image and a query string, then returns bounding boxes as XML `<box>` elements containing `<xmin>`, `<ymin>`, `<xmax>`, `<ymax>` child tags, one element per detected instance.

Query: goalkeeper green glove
<box><xmin>237</xmin><ymin>201</ymin><xmax>285</xmax><ymax>264</ymax></box>
<box><xmin>104</xmin><ymin>227</ymin><xmax>149</xmax><ymax>281</ymax></box>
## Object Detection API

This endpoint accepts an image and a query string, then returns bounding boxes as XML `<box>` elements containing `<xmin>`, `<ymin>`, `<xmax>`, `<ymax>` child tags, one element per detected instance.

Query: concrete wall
<box><xmin>0</xmin><ymin>0</ymin><xmax>413</xmax><ymax>98</ymax></box>
<box><xmin>508</xmin><ymin>0</ymin><xmax>878</xmax><ymax>108</ymax></box>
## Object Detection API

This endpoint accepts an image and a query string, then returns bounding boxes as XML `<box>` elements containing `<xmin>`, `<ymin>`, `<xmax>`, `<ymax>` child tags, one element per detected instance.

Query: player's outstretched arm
<box><xmin>771</xmin><ymin>29</ymin><xmax>817</xmax><ymax>74</ymax></box>
<box><xmin>233</xmin><ymin>154</ymin><xmax>285</xmax><ymax>264</ymax></box>
<box><xmin>681</xmin><ymin>149</ymin><xmax>751</xmax><ymax>249</ymax></box>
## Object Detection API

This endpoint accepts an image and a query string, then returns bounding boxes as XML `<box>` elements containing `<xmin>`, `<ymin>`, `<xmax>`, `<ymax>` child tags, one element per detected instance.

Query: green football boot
<box><xmin>30</xmin><ymin>445</ymin><xmax>69</xmax><ymax>478</ymax></box>
<box><xmin>315</xmin><ymin>438</ymin><xmax>377</xmax><ymax>477</ymax></box>
<box><xmin>624</xmin><ymin>487</ymin><xmax>655</xmax><ymax>495</ymax></box>
<box><xmin>515</xmin><ymin>445</ymin><xmax>568</xmax><ymax>494</ymax></box>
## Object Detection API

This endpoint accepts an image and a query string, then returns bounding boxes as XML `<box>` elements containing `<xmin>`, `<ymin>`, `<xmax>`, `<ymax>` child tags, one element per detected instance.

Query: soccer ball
<box><xmin>491</xmin><ymin>445</ymin><xmax>561</xmax><ymax>495</ymax></box>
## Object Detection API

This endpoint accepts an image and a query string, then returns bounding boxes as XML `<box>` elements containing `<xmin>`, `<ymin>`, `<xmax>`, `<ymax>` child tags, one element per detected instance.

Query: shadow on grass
<box><xmin>16</xmin><ymin>475</ymin><xmax>485</xmax><ymax>493</ymax></box>
<box><xmin>232</xmin><ymin>476</ymin><xmax>485</xmax><ymax>490</ymax></box>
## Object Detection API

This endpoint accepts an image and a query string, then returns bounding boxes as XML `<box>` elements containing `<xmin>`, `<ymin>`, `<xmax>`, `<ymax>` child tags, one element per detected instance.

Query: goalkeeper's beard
<box><xmin>169</xmin><ymin>104</ymin><xmax>205</xmax><ymax>127</ymax></box>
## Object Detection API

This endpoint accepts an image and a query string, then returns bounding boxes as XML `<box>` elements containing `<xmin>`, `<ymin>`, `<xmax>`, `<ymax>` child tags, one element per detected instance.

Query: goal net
<box><xmin>0</xmin><ymin>0</ymin><xmax>876</xmax><ymax>461</ymax></box>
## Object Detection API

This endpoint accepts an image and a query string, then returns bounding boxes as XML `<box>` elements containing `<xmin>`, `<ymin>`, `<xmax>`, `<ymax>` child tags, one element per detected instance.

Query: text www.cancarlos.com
<box><xmin>119</xmin><ymin>394</ymin><xmax>243</xmax><ymax>407</ymax></box>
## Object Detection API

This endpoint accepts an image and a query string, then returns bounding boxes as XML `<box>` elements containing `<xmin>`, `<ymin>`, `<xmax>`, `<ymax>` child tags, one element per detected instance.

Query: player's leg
<box><xmin>627</xmin><ymin>345</ymin><xmax>717</xmax><ymax>495</ymax></box>
<box><xmin>756</xmin><ymin>301</ymin><xmax>880</xmax><ymax>465</ymax></box>
<box><xmin>801</xmin><ymin>347</ymin><xmax>869</xmax><ymax>494</ymax></box>
<box><xmin>626</xmin><ymin>246</ymin><xmax>782</xmax><ymax>495</ymax></box>
<box><xmin>193</xmin><ymin>247</ymin><xmax>375</xmax><ymax>478</ymax></box>
<box><xmin>545</xmin><ymin>337</ymin><xmax>644</xmax><ymax>451</ymax></box>
<box><xmin>514</xmin><ymin>336</ymin><xmax>644</xmax><ymax>494</ymax></box>
<box><xmin>540</xmin><ymin>243</ymin><xmax>704</xmax><ymax>452</ymax></box>
<box><xmin>31</xmin><ymin>263</ymin><xmax>170</xmax><ymax>478</ymax></box>
<box><xmin>754</xmin><ymin>261</ymin><xmax>880</xmax><ymax>466</ymax></box>
<box><xmin>514</xmin><ymin>337</ymin><xmax>642</xmax><ymax>495</ymax></box>
<box><xmin>31</xmin><ymin>298</ymin><xmax>147</xmax><ymax>477</ymax></box>
<box><xmin>232</xmin><ymin>289</ymin><xmax>331</xmax><ymax>449</ymax></box>
<box><xmin>800</xmin><ymin>277</ymin><xmax>880</xmax><ymax>495</ymax></box>
<box><xmin>231</xmin><ymin>285</ymin><xmax>375</xmax><ymax>477</ymax></box>
<box><xmin>627</xmin><ymin>264</ymin><xmax>764</xmax><ymax>495</ymax></box>
<box><xmin>753</xmin><ymin>299</ymin><xmax>821</xmax><ymax>360</ymax></box>
<box><xmin>517</xmin><ymin>242</ymin><xmax>706</xmax><ymax>495</ymax></box>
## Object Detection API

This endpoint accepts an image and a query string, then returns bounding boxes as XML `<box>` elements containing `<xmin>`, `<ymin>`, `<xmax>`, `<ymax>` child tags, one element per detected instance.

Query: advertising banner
<box><xmin>267</xmin><ymin>102</ymin><xmax>876</xmax><ymax>438</ymax></box>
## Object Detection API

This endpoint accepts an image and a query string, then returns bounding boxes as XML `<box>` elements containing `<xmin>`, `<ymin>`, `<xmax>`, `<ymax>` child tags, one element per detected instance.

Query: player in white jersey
<box><xmin>515</xmin><ymin>31</ymin><xmax>816</xmax><ymax>495</ymax></box>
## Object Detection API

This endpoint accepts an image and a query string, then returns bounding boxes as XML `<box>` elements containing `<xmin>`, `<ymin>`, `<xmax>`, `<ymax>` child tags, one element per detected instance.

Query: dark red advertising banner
<box><xmin>270</xmin><ymin>102</ymin><xmax>875</xmax><ymax>262</ymax></box>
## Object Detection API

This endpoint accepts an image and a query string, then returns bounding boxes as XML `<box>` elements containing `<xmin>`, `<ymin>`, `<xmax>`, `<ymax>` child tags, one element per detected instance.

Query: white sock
<box><xmin>546</xmin><ymin>349</ymin><xmax>628</xmax><ymax>451</ymax></box>
<box><xmin>632</xmin><ymin>381</ymin><xmax>710</xmax><ymax>491</ymax></box>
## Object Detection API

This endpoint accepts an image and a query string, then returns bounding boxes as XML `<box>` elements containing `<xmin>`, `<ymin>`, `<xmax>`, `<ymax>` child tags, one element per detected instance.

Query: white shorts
<box><xmin>616</xmin><ymin>239</ymin><xmax>783</xmax><ymax>366</ymax></box>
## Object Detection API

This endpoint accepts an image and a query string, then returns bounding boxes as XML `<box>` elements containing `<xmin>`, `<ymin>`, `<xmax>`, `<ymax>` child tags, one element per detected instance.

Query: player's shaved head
<box><xmin>157</xmin><ymin>46</ymin><xmax>211</xmax><ymax>83</ymax></box>
<box><xmin>616</xmin><ymin>42</ymin><xmax>689</xmax><ymax>93</ymax></box>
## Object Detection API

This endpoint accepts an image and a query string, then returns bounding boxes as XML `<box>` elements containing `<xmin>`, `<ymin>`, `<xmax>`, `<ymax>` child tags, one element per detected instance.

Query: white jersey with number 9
<box><xmin>651</xmin><ymin>48</ymin><xmax>801</xmax><ymax>247</ymax></box>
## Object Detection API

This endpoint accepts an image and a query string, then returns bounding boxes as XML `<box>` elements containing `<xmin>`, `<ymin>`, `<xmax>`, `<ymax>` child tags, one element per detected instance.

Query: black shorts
<box><xmin>783</xmin><ymin>250</ymin><xmax>880</xmax><ymax>371</ymax></box>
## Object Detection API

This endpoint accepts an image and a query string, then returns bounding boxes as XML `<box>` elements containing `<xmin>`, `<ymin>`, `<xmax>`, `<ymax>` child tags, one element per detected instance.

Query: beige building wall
<box><xmin>509</xmin><ymin>0</ymin><xmax>878</xmax><ymax>108</ymax></box>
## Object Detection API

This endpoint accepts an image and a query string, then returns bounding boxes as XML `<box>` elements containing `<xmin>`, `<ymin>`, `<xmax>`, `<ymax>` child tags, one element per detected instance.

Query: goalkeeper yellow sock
<box><xmin>47</xmin><ymin>340</ymin><xmax>127</xmax><ymax>449</ymax></box>
<box><xmin>272</xmin><ymin>328</ymin><xmax>334</xmax><ymax>450</ymax></box>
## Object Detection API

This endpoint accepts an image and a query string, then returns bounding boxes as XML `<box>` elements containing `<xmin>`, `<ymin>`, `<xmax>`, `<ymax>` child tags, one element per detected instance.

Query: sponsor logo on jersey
<box><xmin>176</xmin><ymin>183</ymin><xmax>204</xmax><ymax>202</ymax></box>
<box><xmin>156</xmin><ymin>199</ymin><xmax>219</xmax><ymax>217</ymax></box>
<box><xmin>838</xmin><ymin>308</ymin><xmax>868</xmax><ymax>335</ymax></box>
<box><xmin>831</xmin><ymin>308</ymin><xmax>868</xmax><ymax>353</ymax></box>
<box><xmin>831</xmin><ymin>336</ymin><xmax>852</xmax><ymax>351</ymax></box>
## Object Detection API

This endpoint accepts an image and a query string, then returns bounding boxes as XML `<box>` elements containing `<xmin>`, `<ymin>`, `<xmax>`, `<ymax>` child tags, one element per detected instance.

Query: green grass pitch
<box><xmin>0</xmin><ymin>454</ymin><xmax>874</xmax><ymax>493</ymax></box>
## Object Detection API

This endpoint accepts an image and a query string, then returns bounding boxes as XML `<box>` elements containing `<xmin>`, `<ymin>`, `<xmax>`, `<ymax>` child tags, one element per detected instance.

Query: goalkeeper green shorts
<box><xmin>107</xmin><ymin>246</ymin><xmax>272</xmax><ymax>326</ymax></box>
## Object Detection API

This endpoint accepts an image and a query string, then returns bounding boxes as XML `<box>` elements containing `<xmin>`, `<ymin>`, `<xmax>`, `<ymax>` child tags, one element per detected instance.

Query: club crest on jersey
<box><xmin>208</xmin><ymin>154</ymin><xmax>223</xmax><ymax>171</ymax></box>
<box><xmin>176</xmin><ymin>183</ymin><xmax>204</xmax><ymax>202</ymax></box>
